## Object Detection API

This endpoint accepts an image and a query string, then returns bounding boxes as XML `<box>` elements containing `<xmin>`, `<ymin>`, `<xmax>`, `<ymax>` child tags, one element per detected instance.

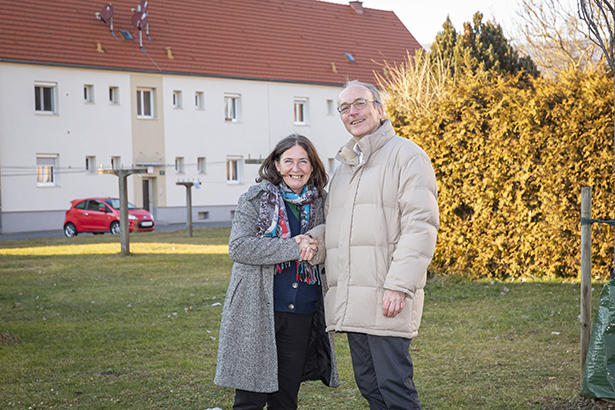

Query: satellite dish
<box><xmin>131</xmin><ymin>10</ymin><xmax>148</xmax><ymax>29</ymax></box>
<box><xmin>139</xmin><ymin>0</ymin><xmax>148</xmax><ymax>12</ymax></box>
<box><xmin>100</xmin><ymin>3</ymin><xmax>114</xmax><ymax>23</ymax></box>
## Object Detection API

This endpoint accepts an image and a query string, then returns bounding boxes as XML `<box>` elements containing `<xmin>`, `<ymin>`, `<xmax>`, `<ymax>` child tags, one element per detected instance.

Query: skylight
<box><xmin>119</xmin><ymin>30</ymin><xmax>133</xmax><ymax>40</ymax></box>
<box><xmin>344</xmin><ymin>53</ymin><xmax>355</xmax><ymax>62</ymax></box>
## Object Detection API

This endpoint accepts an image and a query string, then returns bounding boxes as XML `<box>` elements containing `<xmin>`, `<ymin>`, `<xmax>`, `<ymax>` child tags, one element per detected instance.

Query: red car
<box><xmin>63</xmin><ymin>197</ymin><xmax>155</xmax><ymax>237</ymax></box>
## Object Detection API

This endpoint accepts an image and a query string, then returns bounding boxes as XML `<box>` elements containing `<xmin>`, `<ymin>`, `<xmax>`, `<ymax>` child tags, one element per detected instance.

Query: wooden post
<box><xmin>176</xmin><ymin>181</ymin><xmax>196</xmax><ymax>238</ymax></box>
<box><xmin>580</xmin><ymin>187</ymin><xmax>592</xmax><ymax>382</ymax></box>
<box><xmin>98</xmin><ymin>167</ymin><xmax>146</xmax><ymax>255</ymax></box>
<box><xmin>119</xmin><ymin>173</ymin><xmax>129</xmax><ymax>254</ymax></box>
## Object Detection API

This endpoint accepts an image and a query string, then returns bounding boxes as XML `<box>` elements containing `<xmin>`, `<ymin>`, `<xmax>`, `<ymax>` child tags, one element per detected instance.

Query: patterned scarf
<box><xmin>255</xmin><ymin>181</ymin><xmax>320</xmax><ymax>284</ymax></box>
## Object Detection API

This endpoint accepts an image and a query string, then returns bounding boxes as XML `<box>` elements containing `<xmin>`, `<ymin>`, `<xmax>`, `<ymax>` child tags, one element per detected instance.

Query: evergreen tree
<box><xmin>430</xmin><ymin>16</ymin><xmax>457</xmax><ymax>69</ymax></box>
<box><xmin>430</xmin><ymin>12</ymin><xmax>539</xmax><ymax>78</ymax></box>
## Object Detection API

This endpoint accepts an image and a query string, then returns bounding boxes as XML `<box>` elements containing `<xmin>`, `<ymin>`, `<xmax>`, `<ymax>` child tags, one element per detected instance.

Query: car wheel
<box><xmin>64</xmin><ymin>223</ymin><xmax>78</xmax><ymax>237</ymax></box>
<box><xmin>110</xmin><ymin>221</ymin><xmax>121</xmax><ymax>235</ymax></box>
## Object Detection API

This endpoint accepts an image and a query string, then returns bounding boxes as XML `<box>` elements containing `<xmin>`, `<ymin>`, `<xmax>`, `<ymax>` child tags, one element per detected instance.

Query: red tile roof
<box><xmin>0</xmin><ymin>0</ymin><xmax>421</xmax><ymax>85</ymax></box>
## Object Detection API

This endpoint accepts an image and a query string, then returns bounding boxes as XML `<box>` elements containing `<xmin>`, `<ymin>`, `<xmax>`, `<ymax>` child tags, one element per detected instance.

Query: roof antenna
<box><xmin>132</xmin><ymin>1</ymin><xmax>160</xmax><ymax>71</ymax></box>
<box><xmin>131</xmin><ymin>4</ymin><xmax>148</xmax><ymax>50</ymax></box>
<box><xmin>98</xmin><ymin>3</ymin><xmax>118</xmax><ymax>39</ymax></box>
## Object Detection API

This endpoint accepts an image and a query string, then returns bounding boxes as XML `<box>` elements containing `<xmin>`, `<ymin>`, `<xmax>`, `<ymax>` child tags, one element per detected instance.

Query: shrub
<box><xmin>383</xmin><ymin>66</ymin><xmax>614</xmax><ymax>278</ymax></box>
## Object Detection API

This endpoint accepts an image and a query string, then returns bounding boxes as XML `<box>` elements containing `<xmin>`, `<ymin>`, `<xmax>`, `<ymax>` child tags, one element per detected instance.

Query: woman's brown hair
<box><xmin>257</xmin><ymin>133</ymin><xmax>328</xmax><ymax>196</ymax></box>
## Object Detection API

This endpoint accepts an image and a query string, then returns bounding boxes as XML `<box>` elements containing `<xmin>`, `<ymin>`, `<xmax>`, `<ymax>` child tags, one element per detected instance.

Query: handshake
<box><xmin>295</xmin><ymin>235</ymin><xmax>319</xmax><ymax>262</ymax></box>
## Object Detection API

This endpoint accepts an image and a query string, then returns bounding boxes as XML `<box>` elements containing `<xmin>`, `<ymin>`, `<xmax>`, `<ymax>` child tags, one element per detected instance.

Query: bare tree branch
<box><xmin>578</xmin><ymin>0</ymin><xmax>615</xmax><ymax>71</ymax></box>
<box><xmin>514</xmin><ymin>0</ymin><xmax>603</xmax><ymax>76</ymax></box>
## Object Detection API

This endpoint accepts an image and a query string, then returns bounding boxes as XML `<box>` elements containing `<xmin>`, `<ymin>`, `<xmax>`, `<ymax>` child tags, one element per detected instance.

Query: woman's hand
<box><xmin>295</xmin><ymin>235</ymin><xmax>318</xmax><ymax>261</ymax></box>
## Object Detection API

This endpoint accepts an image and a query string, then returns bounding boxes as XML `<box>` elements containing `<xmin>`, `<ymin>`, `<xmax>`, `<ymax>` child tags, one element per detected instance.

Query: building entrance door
<box><xmin>142</xmin><ymin>179</ymin><xmax>151</xmax><ymax>212</ymax></box>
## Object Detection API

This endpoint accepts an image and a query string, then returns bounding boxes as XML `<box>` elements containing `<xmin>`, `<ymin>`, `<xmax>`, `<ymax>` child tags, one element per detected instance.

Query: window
<box><xmin>35</xmin><ymin>83</ymin><xmax>56</xmax><ymax>113</ymax></box>
<box><xmin>85</xmin><ymin>156</ymin><xmax>96</xmax><ymax>174</ymax></box>
<box><xmin>111</xmin><ymin>156</ymin><xmax>121</xmax><ymax>170</ymax></box>
<box><xmin>84</xmin><ymin>85</ymin><xmax>94</xmax><ymax>103</ymax></box>
<box><xmin>326</xmin><ymin>99</ymin><xmax>335</xmax><ymax>116</ymax></box>
<box><xmin>294</xmin><ymin>98</ymin><xmax>308</xmax><ymax>124</ymax></box>
<box><xmin>137</xmin><ymin>88</ymin><xmax>154</xmax><ymax>118</ymax></box>
<box><xmin>173</xmin><ymin>90</ymin><xmax>182</xmax><ymax>109</ymax></box>
<box><xmin>87</xmin><ymin>199</ymin><xmax>110</xmax><ymax>212</ymax></box>
<box><xmin>37</xmin><ymin>155</ymin><xmax>58</xmax><ymax>186</ymax></box>
<box><xmin>197</xmin><ymin>157</ymin><xmax>207</xmax><ymax>174</ymax></box>
<box><xmin>225</xmin><ymin>94</ymin><xmax>240</xmax><ymax>122</ymax></box>
<box><xmin>175</xmin><ymin>157</ymin><xmax>185</xmax><ymax>174</ymax></box>
<box><xmin>195</xmin><ymin>91</ymin><xmax>204</xmax><ymax>109</ymax></box>
<box><xmin>226</xmin><ymin>156</ymin><xmax>242</xmax><ymax>183</ymax></box>
<box><xmin>198</xmin><ymin>211</ymin><xmax>210</xmax><ymax>220</ymax></box>
<box><xmin>109</xmin><ymin>86</ymin><xmax>119</xmax><ymax>104</ymax></box>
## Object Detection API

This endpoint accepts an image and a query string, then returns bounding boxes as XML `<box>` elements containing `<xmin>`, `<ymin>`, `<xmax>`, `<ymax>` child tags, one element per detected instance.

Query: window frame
<box><xmin>84</xmin><ymin>84</ymin><xmax>94</xmax><ymax>103</ymax></box>
<box><xmin>85</xmin><ymin>156</ymin><xmax>97</xmax><ymax>174</ymax></box>
<box><xmin>197</xmin><ymin>157</ymin><xmax>207</xmax><ymax>174</ymax></box>
<box><xmin>137</xmin><ymin>88</ymin><xmax>154</xmax><ymax>118</ymax></box>
<box><xmin>294</xmin><ymin>97</ymin><xmax>309</xmax><ymax>125</ymax></box>
<box><xmin>34</xmin><ymin>82</ymin><xmax>57</xmax><ymax>114</ymax></box>
<box><xmin>173</xmin><ymin>90</ymin><xmax>182</xmax><ymax>109</ymax></box>
<box><xmin>195</xmin><ymin>91</ymin><xmax>204</xmax><ymax>110</ymax></box>
<box><xmin>175</xmin><ymin>157</ymin><xmax>185</xmax><ymax>174</ymax></box>
<box><xmin>226</xmin><ymin>156</ymin><xmax>242</xmax><ymax>183</ymax></box>
<box><xmin>224</xmin><ymin>94</ymin><xmax>241</xmax><ymax>122</ymax></box>
<box><xmin>109</xmin><ymin>86</ymin><xmax>119</xmax><ymax>104</ymax></box>
<box><xmin>36</xmin><ymin>154</ymin><xmax>58</xmax><ymax>187</ymax></box>
<box><xmin>326</xmin><ymin>99</ymin><xmax>335</xmax><ymax>116</ymax></box>
<box><xmin>111</xmin><ymin>156</ymin><xmax>121</xmax><ymax>170</ymax></box>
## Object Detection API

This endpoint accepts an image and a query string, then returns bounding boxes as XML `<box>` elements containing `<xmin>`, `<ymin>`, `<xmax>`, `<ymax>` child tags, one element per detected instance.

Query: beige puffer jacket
<box><xmin>317</xmin><ymin>120</ymin><xmax>439</xmax><ymax>339</ymax></box>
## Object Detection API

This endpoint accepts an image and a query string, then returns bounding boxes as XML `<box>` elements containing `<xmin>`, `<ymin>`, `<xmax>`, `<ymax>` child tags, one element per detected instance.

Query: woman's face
<box><xmin>275</xmin><ymin>145</ymin><xmax>313</xmax><ymax>194</ymax></box>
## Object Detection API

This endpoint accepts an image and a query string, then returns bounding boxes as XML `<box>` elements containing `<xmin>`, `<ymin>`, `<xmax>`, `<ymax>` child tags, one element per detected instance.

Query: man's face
<box><xmin>338</xmin><ymin>85</ymin><xmax>384</xmax><ymax>141</ymax></box>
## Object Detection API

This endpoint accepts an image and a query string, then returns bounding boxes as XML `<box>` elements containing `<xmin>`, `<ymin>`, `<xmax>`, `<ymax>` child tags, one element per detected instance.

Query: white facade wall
<box><xmin>162</xmin><ymin>77</ymin><xmax>348</xmax><ymax>209</ymax></box>
<box><xmin>0</xmin><ymin>63</ymin><xmax>134</xmax><ymax>232</ymax></box>
<box><xmin>0</xmin><ymin>63</ymin><xmax>352</xmax><ymax>233</ymax></box>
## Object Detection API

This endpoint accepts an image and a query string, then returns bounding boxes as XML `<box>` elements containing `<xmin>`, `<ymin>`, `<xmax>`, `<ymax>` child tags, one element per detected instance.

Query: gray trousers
<box><xmin>347</xmin><ymin>332</ymin><xmax>421</xmax><ymax>410</ymax></box>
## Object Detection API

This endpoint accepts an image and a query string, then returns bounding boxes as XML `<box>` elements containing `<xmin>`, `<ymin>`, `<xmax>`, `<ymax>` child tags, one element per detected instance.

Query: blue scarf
<box><xmin>255</xmin><ymin>181</ymin><xmax>320</xmax><ymax>284</ymax></box>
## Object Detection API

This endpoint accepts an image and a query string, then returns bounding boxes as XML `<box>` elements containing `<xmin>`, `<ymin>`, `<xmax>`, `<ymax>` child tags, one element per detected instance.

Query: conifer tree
<box><xmin>430</xmin><ymin>12</ymin><xmax>539</xmax><ymax>78</ymax></box>
<box><xmin>430</xmin><ymin>16</ymin><xmax>457</xmax><ymax>69</ymax></box>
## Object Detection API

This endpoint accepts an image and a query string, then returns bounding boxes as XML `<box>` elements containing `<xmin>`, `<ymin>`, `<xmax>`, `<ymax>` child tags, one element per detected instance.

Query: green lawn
<box><xmin>0</xmin><ymin>228</ymin><xmax>609</xmax><ymax>409</ymax></box>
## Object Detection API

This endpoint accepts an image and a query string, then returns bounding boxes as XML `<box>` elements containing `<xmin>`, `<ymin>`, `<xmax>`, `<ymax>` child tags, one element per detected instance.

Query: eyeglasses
<box><xmin>337</xmin><ymin>98</ymin><xmax>379</xmax><ymax>115</ymax></box>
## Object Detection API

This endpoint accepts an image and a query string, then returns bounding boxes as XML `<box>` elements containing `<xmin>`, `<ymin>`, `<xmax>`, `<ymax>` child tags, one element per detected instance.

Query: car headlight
<box><xmin>129</xmin><ymin>214</ymin><xmax>138</xmax><ymax>220</ymax></box>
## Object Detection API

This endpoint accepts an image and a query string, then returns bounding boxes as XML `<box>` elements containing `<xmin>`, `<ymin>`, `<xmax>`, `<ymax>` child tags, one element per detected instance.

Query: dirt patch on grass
<box><xmin>0</xmin><ymin>330</ymin><xmax>22</xmax><ymax>345</ymax></box>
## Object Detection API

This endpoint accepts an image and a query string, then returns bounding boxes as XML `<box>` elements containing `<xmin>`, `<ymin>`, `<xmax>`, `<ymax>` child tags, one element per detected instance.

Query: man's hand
<box><xmin>295</xmin><ymin>235</ymin><xmax>318</xmax><ymax>261</ymax></box>
<box><xmin>382</xmin><ymin>289</ymin><xmax>406</xmax><ymax>318</ymax></box>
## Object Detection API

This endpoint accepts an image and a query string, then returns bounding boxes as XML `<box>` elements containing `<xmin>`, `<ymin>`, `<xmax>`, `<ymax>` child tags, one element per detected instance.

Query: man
<box><xmin>311</xmin><ymin>80</ymin><xmax>439</xmax><ymax>409</ymax></box>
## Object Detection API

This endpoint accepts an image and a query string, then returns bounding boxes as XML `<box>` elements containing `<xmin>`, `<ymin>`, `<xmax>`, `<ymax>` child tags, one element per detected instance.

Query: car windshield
<box><xmin>104</xmin><ymin>199</ymin><xmax>137</xmax><ymax>210</ymax></box>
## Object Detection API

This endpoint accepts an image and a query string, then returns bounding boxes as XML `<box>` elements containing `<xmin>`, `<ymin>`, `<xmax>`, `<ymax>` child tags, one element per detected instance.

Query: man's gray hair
<box><xmin>342</xmin><ymin>80</ymin><xmax>383</xmax><ymax>106</ymax></box>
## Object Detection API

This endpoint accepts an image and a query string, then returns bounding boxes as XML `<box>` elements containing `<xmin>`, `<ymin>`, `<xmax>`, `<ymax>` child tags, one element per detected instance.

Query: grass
<box><xmin>0</xmin><ymin>227</ymin><xmax>613</xmax><ymax>409</ymax></box>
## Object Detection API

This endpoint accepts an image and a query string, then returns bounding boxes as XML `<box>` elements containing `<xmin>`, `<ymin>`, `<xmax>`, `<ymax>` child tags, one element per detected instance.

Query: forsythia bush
<box><xmin>387</xmin><ymin>67</ymin><xmax>614</xmax><ymax>278</ymax></box>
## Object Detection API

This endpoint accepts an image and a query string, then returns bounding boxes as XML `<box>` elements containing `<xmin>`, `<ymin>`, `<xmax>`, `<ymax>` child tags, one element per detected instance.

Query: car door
<box><xmin>70</xmin><ymin>200</ymin><xmax>89</xmax><ymax>231</ymax></box>
<box><xmin>85</xmin><ymin>200</ymin><xmax>112</xmax><ymax>231</ymax></box>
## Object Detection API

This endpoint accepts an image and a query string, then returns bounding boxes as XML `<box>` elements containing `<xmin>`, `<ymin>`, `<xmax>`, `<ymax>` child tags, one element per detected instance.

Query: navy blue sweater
<box><xmin>273</xmin><ymin>202</ymin><xmax>320</xmax><ymax>313</ymax></box>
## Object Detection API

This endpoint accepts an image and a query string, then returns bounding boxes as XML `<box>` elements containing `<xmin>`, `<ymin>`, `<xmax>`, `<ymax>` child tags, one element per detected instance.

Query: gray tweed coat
<box><xmin>214</xmin><ymin>181</ymin><xmax>339</xmax><ymax>393</ymax></box>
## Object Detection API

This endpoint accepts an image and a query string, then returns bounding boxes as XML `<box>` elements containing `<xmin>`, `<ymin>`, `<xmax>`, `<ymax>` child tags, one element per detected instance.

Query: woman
<box><xmin>214</xmin><ymin>134</ymin><xmax>339</xmax><ymax>410</ymax></box>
